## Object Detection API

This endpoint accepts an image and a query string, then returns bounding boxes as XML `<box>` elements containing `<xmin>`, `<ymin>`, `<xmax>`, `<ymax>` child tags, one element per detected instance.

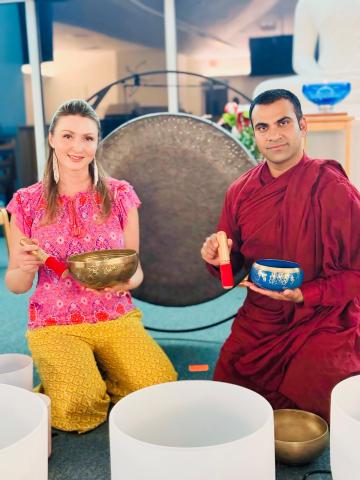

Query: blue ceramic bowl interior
<box><xmin>250</xmin><ymin>259</ymin><xmax>304</xmax><ymax>291</ymax></box>
<box><xmin>302</xmin><ymin>82</ymin><xmax>351</xmax><ymax>106</ymax></box>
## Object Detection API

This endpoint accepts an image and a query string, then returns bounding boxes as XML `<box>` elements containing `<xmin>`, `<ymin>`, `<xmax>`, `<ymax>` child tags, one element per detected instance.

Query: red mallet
<box><xmin>20</xmin><ymin>238</ymin><xmax>68</xmax><ymax>279</ymax></box>
<box><xmin>216</xmin><ymin>231</ymin><xmax>234</xmax><ymax>289</ymax></box>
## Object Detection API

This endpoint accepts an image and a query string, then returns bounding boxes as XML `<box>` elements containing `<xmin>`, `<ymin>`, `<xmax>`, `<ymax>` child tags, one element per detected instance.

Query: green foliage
<box><xmin>221</xmin><ymin>110</ymin><xmax>261</xmax><ymax>161</ymax></box>
<box><xmin>239</xmin><ymin>126</ymin><xmax>261</xmax><ymax>160</ymax></box>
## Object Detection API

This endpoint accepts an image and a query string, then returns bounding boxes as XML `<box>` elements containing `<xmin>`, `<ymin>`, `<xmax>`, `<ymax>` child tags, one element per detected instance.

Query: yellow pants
<box><xmin>27</xmin><ymin>308</ymin><xmax>177</xmax><ymax>433</ymax></box>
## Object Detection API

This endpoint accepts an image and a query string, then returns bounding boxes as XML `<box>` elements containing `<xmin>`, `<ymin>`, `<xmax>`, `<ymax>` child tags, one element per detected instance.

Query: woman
<box><xmin>6</xmin><ymin>99</ymin><xmax>177</xmax><ymax>433</ymax></box>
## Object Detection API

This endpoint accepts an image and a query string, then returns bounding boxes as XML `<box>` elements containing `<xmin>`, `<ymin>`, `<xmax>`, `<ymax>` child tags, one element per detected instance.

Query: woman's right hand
<box><xmin>6</xmin><ymin>216</ymin><xmax>42</xmax><ymax>294</ymax></box>
<box><xmin>200</xmin><ymin>233</ymin><xmax>233</xmax><ymax>267</ymax></box>
<box><xmin>16</xmin><ymin>238</ymin><xmax>42</xmax><ymax>274</ymax></box>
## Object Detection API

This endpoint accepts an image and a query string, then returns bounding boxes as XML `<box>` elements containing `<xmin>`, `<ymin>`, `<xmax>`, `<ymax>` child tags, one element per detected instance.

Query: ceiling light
<box><xmin>21</xmin><ymin>61</ymin><xmax>56</xmax><ymax>77</ymax></box>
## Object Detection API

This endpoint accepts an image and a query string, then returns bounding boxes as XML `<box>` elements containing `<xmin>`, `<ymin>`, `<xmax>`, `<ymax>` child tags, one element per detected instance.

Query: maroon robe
<box><xmin>211</xmin><ymin>154</ymin><xmax>360</xmax><ymax>421</ymax></box>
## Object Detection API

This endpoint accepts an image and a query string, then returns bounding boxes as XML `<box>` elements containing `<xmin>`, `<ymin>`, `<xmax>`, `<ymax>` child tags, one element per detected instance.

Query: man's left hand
<box><xmin>239</xmin><ymin>280</ymin><xmax>304</xmax><ymax>303</ymax></box>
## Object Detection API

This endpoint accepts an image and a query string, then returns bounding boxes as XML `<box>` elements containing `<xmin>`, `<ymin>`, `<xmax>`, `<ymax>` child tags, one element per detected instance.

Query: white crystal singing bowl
<box><xmin>0</xmin><ymin>353</ymin><xmax>33</xmax><ymax>390</ymax></box>
<box><xmin>110</xmin><ymin>380</ymin><xmax>275</xmax><ymax>480</ymax></box>
<box><xmin>0</xmin><ymin>384</ymin><xmax>48</xmax><ymax>479</ymax></box>
<box><xmin>331</xmin><ymin>375</ymin><xmax>360</xmax><ymax>479</ymax></box>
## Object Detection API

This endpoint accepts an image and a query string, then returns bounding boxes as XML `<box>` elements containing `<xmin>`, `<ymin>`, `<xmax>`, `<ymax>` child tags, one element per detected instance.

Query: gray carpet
<box><xmin>0</xmin><ymin>237</ymin><xmax>331</xmax><ymax>479</ymax></box>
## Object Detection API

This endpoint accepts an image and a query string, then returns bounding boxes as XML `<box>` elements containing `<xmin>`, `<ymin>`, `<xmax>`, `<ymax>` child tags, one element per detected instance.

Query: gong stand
<box><xmin>87</xmin><ymin>69</ymin><xmax>252</xmax><ymax>111</ymax></box>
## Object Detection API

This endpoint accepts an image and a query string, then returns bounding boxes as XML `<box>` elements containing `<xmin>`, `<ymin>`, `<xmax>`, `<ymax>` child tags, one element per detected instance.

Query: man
<box><xmin>201</xmin><ymin>89</ymin><xmax>360</xmax><ymax>421</ymax></box>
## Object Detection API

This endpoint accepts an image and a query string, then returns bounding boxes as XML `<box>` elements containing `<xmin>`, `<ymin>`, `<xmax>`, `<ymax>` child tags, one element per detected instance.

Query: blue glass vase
<box><xmin>302</xmin><ymin>82</ymin><xmax>351</xmax><ymax>112</ymax></box>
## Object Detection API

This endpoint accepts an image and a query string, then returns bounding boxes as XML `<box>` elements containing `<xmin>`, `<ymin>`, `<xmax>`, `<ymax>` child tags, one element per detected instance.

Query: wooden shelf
<box><xmin>304</xmin><ymin>113</ymin><xmax>354</xmax><ymax>174</ymax></box>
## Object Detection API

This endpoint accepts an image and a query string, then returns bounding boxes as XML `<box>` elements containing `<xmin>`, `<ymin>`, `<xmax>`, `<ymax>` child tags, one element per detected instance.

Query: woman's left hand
<box><xmin>239</xmin><ymin>280</ymin><xmax>304</xmax><ymax>303</ymax></box>
<box><xmin>82</xmin><ymin>281</ymin><xmax>131</xmax><ymax>296</ymax></box>
<box><xmin>104</xmin><ymin>282</ymin><xmax>132</xmax><ymax>296</ymax></box>
<box><xmin>82</xmin><ymin>265</ymin><xmax>143</xmax><ymax>296</ymax></box>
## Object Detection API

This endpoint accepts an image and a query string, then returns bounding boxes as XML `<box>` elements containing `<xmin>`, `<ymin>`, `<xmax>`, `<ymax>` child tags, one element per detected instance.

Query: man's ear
<box><xmin>299</xmin><ymin>116</ymin><xmax>307</xmax><ymax>135</ymax></box>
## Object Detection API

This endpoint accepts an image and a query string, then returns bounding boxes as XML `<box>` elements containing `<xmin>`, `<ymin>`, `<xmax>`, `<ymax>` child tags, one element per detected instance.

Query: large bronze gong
<box><xmin>100</xmin><ymin>113</ymin><xmax>257</xmax><ymax>306</ymax></box>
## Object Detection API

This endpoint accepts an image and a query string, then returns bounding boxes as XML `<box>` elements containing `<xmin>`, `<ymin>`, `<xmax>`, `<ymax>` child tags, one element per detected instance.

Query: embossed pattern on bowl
<box><xmin>67</xmin><ymin>249</ymin><xmax>138</xmax><ymax>289</ymax></box>
<box><xmin>250</xmin><ymin>259</ymin><xmax>303</xmax><ymax>291</ymax></box>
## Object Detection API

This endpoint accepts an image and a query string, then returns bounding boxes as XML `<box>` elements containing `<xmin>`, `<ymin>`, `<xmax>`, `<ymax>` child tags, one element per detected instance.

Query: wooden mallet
<box><xmin>216</xmin><ymin>231</ymin><xmax>234</xmax><ymax>289</ymax></box>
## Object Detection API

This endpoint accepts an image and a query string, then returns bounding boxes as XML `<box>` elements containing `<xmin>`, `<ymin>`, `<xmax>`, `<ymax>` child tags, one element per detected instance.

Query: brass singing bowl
<box><xmin>274</xmin><ymin>409</ymin><xmax>329</xmax><ymax>465</ymax></box>
<box><xmin>67</xmin><ymin>249</ymin><xmax>139</xmax><ymax>289</ymax></box>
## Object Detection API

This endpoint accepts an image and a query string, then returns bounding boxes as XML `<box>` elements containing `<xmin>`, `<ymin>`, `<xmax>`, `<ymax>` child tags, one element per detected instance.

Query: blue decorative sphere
<box><xmin>302</xmin><ymin>82</ymin><xmax>351</xmax><ymax>109</ymax></box>
<box><xmin>250</xmin><ymin>259</ymin><xmax>304</xmax><ymax>291</ymax></box>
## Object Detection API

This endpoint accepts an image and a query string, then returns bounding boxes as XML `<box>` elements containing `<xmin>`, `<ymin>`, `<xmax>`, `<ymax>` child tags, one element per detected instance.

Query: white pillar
<box><xmin>24</xmin><ymin>0</ymin><xmax>46</xmax><ymax>180</ymax></box>
<box><xmin>164</xmin><ymin>0</ymin><xmax>179</xmax><ymax>113</ymax></box>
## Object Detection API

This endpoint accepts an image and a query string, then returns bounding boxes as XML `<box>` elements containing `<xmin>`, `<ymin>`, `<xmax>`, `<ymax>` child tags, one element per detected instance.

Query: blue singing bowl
<box><xmin>250</xmin><ymin>259</ymin><xmax>304</xmax><ymax>291</ymax></box>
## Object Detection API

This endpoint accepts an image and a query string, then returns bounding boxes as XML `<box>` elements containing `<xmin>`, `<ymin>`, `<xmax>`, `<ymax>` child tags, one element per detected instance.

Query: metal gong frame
<box><xmin>87</xmin><ymin>69</ymin><xmax>252</xmax><ymax>111</ymax></box>
<box><xmin>99</xmin><ymin>112</ymin><xmax>256</xmax><ymax>309</ymax></box>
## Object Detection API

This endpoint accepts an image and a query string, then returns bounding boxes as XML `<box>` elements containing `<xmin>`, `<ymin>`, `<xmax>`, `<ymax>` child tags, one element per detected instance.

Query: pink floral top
<box><xmin>7</xmin><ymin>179</ymin><xmax>141</xmax><ymax>329</ymax></box>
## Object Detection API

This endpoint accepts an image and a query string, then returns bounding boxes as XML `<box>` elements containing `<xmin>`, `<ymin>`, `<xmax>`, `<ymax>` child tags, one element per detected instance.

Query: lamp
<box><xmin>110</xmin><ymin>380</ymin><xmax>275</xmax><ymax>480</ymax></box>
<box><xmin>330</xmin><ymin>375</ymin><xmax>360</xmax><ymax>479</ymax></box>
<box><xmin>21</xmin><ymin>61</ymin><xmax>57</xmax><ymax>77</ymax></box>
<box><xmin>0</xmin><ymin>384</ymin><xmax>48</xmax><ymax>479</ymax></box>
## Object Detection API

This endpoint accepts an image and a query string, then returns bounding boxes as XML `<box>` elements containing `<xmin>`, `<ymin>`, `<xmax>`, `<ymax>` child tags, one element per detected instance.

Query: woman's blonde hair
<box><xmin>43</xmin><ymin>99</ymin><xmax>111</xmax><ymax>221</ymax></box>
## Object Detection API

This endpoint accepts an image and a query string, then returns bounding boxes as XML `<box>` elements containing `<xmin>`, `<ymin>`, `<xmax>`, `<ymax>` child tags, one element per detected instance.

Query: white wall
<box><xmin>23</xmin><ymin>49</ymin><xmax>119</xmax><ymax>124</ymax></box>
<box><xmin>114</xmin><ymin>45</ymin><xmax>167</xmax><ymax>108</ymax></box>
<box><xmin>22</xmin><ymin>21</ymin><xmax>171</xmax><ymax>124</ymax></box>
<box><xmin>177</xmin><ymin>54</ymin><xmax>203</xmax><ymax>116</ymax></box>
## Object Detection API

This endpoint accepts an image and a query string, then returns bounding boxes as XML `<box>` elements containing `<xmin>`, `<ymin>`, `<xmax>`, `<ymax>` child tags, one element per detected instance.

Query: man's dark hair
<box><xmin>249</xmin><ymin>89</ymin><xmax>303</xmax><ymax>126</ymax></box>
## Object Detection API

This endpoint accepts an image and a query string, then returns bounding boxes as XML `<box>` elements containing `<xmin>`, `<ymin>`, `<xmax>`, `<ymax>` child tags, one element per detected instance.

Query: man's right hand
<box><xmin>200</xmin><ymin>233</ymin><xmax>233</xmax><ymax>267</ymax></box>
